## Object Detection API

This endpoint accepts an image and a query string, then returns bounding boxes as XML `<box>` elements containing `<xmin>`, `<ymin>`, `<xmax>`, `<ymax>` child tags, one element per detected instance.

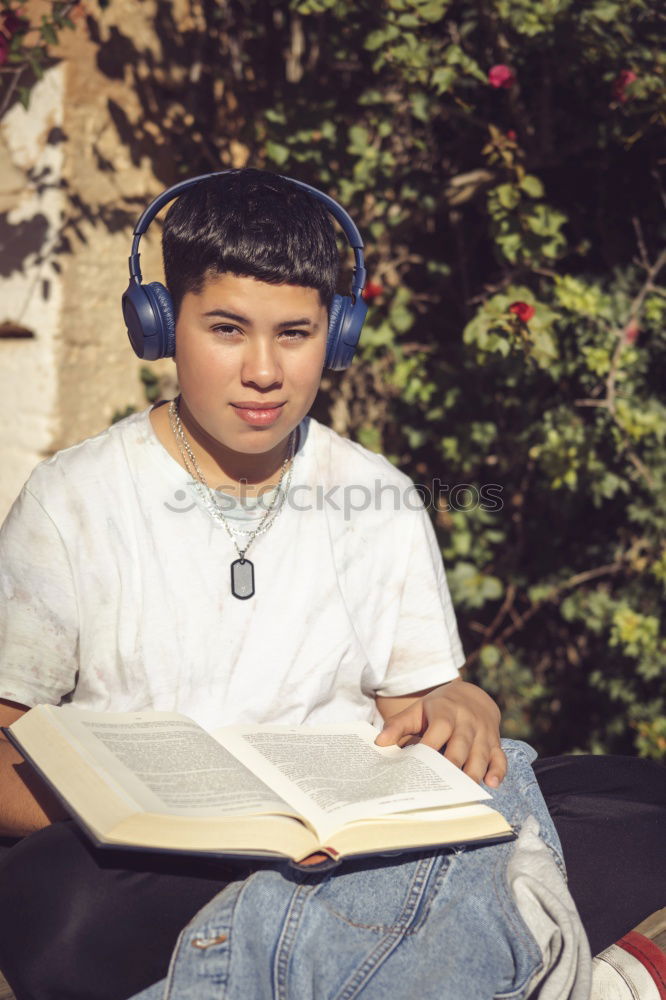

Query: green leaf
<box><xmin>264</xmin><ymin>108</ymin><xmax>287</xmax><ymax>124</ymax></box>
<box><xmin>593</xmin><ymin>1</ymin><xmax>621</xmax><ymax>21</ymax></box>
<box><xmin>348</xmin><ymin>124</ymin><xmax>370</xmax><ymax>150</ymax></box>
<box><xmin>265</xmin><ymin>141</ymin><xmax>290</xmax><ymax>166</ymax></box>
<box><xmin>431</xmin><ymin>66</ymin><xmax>456</xmax><ymax>93</ymax></box>
<box><xmin>410</xmin><ymin>91</ymin><xmax>429</xmax><ymax>121</ymax></box>
<box><xmin>519</xmin><ymin>174</ymin><xmax>544</xmax><ymax>198</ymax></box>
<box><xmin>480</xmin><ymin>644</ymin><xmax>502</xmax><ymax>667</ymax></box>
<box><xmin>357</xmin><ymin>89</ymin><xmax>384</xmax><ymax>105</ymax></box>
<box><xmin>356</xmin><ymin>424</ymin><xmax>383</xmax><ymax>453</ymax></box>
<box><xmin>41</xmin><ymin>22</ymin><xmax>58</xmax><ymax>45</ymax></box>
<box><xmin>496</xmin><ymin>232</ymin><xmax>522</xmax><ymax>262</ymax></box>
<box><xmin>495</xmin><ymin>184</ymin><xmax>521</xmax><ymax>210</ymax></box>
<box><xmin>18</xmin><ymin>85</ymin><xmax>31</xmax><ymax>109</ymax></box>
<box><xmin>364</xmin><ymin>25</ymin><xmax>400</xmax><ymax>51</ymax></box>
<box><xmin>448</xmin><ymin>562</ymin><xmax>504</xmax><ymax>609</ymax></box>
<box><xmin>418</xmin><ymin>0</ymin><xmax>451</xmax><ymax>22</ymax></box>
<box><xmin>27</xmin><ymin>51</ymin><xmax>45</xmax><ymax>79</ymax></box>
<box><xmin>390</xmin><ymin>305</ymin><xmax>414</xmax><ymax>333</ymax></box>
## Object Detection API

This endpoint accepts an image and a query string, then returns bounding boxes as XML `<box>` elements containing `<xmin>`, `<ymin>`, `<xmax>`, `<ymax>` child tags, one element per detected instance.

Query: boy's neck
<box><xmin>149</xmin><ymin>400</ymin><xmax>294</xmax><ymax>496</ymax></box>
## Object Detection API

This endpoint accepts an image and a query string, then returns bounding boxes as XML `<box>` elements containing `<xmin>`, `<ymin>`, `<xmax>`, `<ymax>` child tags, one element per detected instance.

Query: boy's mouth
<box><xmin>231</xmin><ymin>401</ymin><xmax>285</xmax><ymax>427</ymax></box>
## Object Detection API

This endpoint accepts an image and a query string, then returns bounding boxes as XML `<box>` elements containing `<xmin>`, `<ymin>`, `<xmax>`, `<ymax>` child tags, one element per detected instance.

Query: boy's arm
<box><xmin>375</xmin><ymin>678</ymin><xmax>507</xmax><ymax>787</ymax></box>
<box><xmin>0</xmin><ymin>699</ymin><xmax>69</xmax><ymax>836</ymax></box>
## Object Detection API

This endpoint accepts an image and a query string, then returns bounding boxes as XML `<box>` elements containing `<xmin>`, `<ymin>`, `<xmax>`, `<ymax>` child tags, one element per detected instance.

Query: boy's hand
<box><xmin>374</xmin><ymin>679</ymin><xmax>506</xmax><ymax>787</ymax></box>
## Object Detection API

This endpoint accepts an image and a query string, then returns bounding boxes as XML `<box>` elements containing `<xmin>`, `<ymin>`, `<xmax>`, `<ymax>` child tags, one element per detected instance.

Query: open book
<box><xmin>7</xmin><ymin>706</ymin><xmax>513</xmax><ymax>867</ymax></box>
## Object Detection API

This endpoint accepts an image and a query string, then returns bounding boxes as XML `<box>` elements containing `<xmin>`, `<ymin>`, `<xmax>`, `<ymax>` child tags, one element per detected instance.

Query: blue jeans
<box><xmin>131</xmin><ymin>740</ymin><xmax>586</xmax><ymax>1000</ymax></box>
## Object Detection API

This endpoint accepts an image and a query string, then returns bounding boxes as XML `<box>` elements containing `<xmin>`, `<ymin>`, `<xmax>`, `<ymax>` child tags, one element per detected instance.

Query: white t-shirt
<box><xmin>0</xmin><ymin>407</ymin><xmax>464</xmax><ymax>730</ymax></box>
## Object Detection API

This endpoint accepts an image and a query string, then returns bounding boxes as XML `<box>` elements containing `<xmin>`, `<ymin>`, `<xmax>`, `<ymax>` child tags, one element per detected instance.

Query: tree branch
<box><xmin>466</xmin><ymin>560</ymin><xmax>626</xmax><ymax>667</ymax></box>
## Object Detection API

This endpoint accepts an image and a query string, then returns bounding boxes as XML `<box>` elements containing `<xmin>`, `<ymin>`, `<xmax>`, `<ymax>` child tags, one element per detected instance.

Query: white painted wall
<box><xmin>0</xmin><ymin>66</ymin><xmax>66</xmax><ymax>520</ymax></box>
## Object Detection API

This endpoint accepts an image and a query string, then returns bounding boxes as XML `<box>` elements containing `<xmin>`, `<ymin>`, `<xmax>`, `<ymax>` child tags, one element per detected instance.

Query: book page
<box><xmin>48</xmin><ymin>708</ymin><xmax>296</xmax><ymax>819</ymax></box>
<box><xmin>217</xmin><ymin>722</ymin><xmax>490</xmax><ymax>839</ymax></box>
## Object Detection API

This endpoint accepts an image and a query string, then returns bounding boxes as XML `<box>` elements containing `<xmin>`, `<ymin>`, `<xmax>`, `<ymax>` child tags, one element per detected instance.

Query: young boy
<box><xmin>0</xmin><ymin>170</ymin><xmax>587</xmax><ymax>1000</ymax></box>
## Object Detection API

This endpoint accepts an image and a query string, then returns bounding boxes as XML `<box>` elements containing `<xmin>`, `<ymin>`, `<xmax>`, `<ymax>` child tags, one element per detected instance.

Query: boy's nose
<box><xmin>240</xmin><ymin>341</ymin><xmax>283</xmax><ymax>388</ymax></box>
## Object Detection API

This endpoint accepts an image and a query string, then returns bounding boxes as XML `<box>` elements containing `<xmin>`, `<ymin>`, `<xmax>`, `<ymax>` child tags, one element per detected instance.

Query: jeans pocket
<box><xmin>313</xmin><ymin>852</ymin><xmax>449</xmax><ymax>933</ymax></box>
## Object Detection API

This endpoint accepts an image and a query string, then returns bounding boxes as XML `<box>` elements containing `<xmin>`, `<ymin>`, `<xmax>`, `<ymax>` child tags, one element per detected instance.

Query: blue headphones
<box><xmin>122</xmin><ymin>171</ymin><xmax>368</xmax><ymax>371</ymax></box>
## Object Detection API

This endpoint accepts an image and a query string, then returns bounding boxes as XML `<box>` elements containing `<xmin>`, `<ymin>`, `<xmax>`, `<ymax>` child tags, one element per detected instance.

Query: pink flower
<box><xmin>362</xmin><ymin>280</ymin><xmax>383</xmax><ymax>303</ymax></box>
<box><xmin>506</xmin><ymin>129</ymin><xmax>517</xmax><ymax>141</ymax></box>
<box><xmin>488</xmin><ymin>65</ymin><xmax>516</xmax><ymax>89</ymax></box>
<box><xmin>509</xmin><ymin>301</ymin><xmax>535</xmax><ymax>323</ymax></box>
<box><xmin>612</xmin><ymin>69</ymin><xmax>638</xmax><ymax>103</ymax></box>
<box><xmin>623</xmin><ymin>320</ymin><xmax>639</xmax><ymax>344</ymax></box>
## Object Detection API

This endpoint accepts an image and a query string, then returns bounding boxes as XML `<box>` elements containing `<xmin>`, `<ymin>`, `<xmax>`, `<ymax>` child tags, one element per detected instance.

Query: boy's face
<box><xmin>174</xmin><ymin>272</ymin><xmax>328</xmax><ymax>461</ymax></box>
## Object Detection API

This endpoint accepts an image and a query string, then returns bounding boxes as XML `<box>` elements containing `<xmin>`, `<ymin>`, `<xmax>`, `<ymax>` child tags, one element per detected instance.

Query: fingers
<box><xmin>377</xmin><ymin>704</ymin><xmax>457</xmax><ymax>750</ymax></box>
<box><xmin>442</xmin><ymin>724</ymin><xmax>475</xmax><ymax>772</ymax></box>
<box><xmin>375</xmin><ymin>692</ymin><xmax>506</xmax><ymax>790</ymax></box>
<box><xmin>483</xmin><ymin>745</ymin><xmax>508</xmax><ymax>788</ymax></box>
<box><xmin>374</xmin><ymin>703</ymin><xmax>424</xmax><ymax>747</ymax></box>
<box><xmin>418</xmin><ymin>716</ymin><xmax>455</xmax><ymax>752</ymax></box>
<box><xmin>444</xmin><ymin>732</ymin><xmax>506</xmax><ymax>786</ymax></box>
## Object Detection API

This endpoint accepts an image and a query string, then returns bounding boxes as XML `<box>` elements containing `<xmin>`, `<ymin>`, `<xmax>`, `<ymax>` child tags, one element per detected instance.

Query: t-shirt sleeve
<box><xmin>374</xmin><ymin>503</ymin><xmax>465</xmax><ymax>697</ymax></box>
<box><xmin>0</xmin><ymin>485</ymin><xmax>79</xmax><ymax>706</ymax></box>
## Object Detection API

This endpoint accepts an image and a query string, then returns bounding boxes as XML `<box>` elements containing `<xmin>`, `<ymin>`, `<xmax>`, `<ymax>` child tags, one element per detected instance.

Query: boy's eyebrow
<box><xmin>202</xmin><ymin>309</ymin><xmax>314</xmax><ymax>329</ymax></box>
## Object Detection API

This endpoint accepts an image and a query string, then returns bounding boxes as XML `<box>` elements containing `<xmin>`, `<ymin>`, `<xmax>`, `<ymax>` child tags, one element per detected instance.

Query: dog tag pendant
<box><xmin>231</xmin><ymin>558</ymin><xmax>254</xmax><ymax>600</ymax></box>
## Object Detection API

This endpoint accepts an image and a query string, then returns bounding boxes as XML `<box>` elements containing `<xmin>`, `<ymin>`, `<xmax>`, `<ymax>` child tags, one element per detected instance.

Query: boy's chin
<box><xmin>228</xmin><ymin>422</ymin><xmax>299</xmax><ymax>456</ymax></box>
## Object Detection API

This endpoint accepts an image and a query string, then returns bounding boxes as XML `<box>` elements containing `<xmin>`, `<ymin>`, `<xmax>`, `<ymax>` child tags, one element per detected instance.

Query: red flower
<box><xmin>509</xmin><ymin>301</ymin><xmax>535</xmax><ymax>323</ymax></box>
<box><xmin>0</xmin><ymin>35</ymin><xmax>9</xmax><ymax>65</ymax></box>
<box><xmin>362</xmin><ymin>280</ymin><xmax>383</xmax><ymax>303</ymax></box>
<box><xmin>612</xmin><ymin>69</ymin><xmax>638</xmax><ymax>103</ymax></box>
<box><xmin>488</xmin><ymin>65</ymin><xmax>516</xmax><ymax>89</ymax></box>
<box><xmin>506</xmin><ymin>129</ymin><xmax>517</xmax><ymax>141</ymax></box>
<box><xmin>2</xmin><ymin>8</ymin><xmax>26</xmax><ymax>37</ymax></box>
<box><xmin>623</xmin><ymin>320</ymin><xmax>639</xmax><ymax>344</ymax></box>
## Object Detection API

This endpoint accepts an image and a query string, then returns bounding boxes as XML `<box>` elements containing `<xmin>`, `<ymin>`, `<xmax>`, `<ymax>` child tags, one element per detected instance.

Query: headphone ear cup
<box><xmin>144</xmin><ymin>282</ymin><xmax>176</xmax><ymax>359</ymax></box>
<box><xmin>122</xmin><ymin>280</ymin><xmax>176</xmax><ymax>360</ymax></box>
<box><xmin>325</xmin><ymin>294</ymin><xmax>368</xmax><ymax>371</ymax></box>
<box><xmin>325</xmin><ymin>294</ymin><xmax>346</xmax><ymax>370</ymax></box>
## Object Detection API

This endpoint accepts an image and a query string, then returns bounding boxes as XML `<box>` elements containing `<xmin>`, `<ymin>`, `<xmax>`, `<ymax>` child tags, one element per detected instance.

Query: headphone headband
<box><xmin>128</xmin><ymin>170</ymin><xmax>367</xmax><ymax>297</ymax></box>
<box><xmin>122</xmin><ymin>170</ymin><xmax>368</xmax><ymax>370</ymax></box>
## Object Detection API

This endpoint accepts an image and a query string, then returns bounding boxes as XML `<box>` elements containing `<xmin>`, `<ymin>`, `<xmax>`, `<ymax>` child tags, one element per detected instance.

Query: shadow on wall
<box><xmin>0</xmin><ymin>126</ymin><xmax>144</xmax><ymax>309</ymax></box>
<box><xmin>0</xmin><ymin>211</ymin><xmax>49</xmax><ymax>279</ymax></box>
<box><xmin>82</xmin><ymin>0</ymin><xmax>281</xmax><ymax>177</ymax></box>
<box><xmin>1</xmin><ymin>1</ymin><xmax>285</xmax><ymax>312</ymax></box>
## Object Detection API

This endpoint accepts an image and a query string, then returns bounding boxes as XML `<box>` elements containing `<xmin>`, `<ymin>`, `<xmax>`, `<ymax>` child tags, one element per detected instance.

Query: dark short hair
<box><xmin>162</xmin><ymin>169</ymin><xmax>340</xmax><ymax>320</ymax></box>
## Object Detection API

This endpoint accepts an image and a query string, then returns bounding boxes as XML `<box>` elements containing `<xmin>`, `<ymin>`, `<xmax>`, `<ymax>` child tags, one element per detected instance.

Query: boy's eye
<box><xmin>212</xmin><ymin>324</ymin><xmax>241</xmax><ymax>338</ymax></box>
<box><xmin>210</xmin><ymin>325</ymin><xmax>310</xmax><ymax>341</ymax></box>
<box><xmin>279</xmin><ymin>329</ymin><xmax>310</xmax><ymax>341</ymax></box>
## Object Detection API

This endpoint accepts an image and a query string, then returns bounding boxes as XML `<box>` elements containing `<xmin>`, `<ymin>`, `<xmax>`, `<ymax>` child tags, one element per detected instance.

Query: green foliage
<box><xmin>0</xmin><ymin>1</ymin><xmax>80</xmax><ymax>117</ymax></box>
<box><xmin>111</xmin><ymin>367</ymin><xmax>164</xmax><ymax>422</ymax></box>
<box><xmin>87</xmin><ymin>0</ymin><xmax>664</xmax><ymax>757</ymax></box>
<box><xmin>140</xmin><ymin>366</ymin><xmax>161</xmax><ymax>404</ymax></box>
<box><xmin>110</xmin><ymin>405</ymin><xmax>136</xmax><ymax>425</ymax></box>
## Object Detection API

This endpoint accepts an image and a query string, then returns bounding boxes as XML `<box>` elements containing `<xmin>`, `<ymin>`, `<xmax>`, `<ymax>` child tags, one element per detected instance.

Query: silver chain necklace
<box><xmin>168</xmin><ymin>397</ymin><xmax>296</xmax><ymax>600</ymax></box>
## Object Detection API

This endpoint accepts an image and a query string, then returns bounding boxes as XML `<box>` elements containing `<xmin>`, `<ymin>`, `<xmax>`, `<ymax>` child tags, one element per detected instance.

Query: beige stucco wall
<box><xmin>0</xmin><ymin>66</ymin><xmax>65</xmax><ymax>519</ymax></box>
<box><xmin>0</xmin><ymin>0</ymin><xmax>181</xmax><ymax>520</ymax></box>
<box><xmin>55</xmin><ymin>0</ymin><xmax>174</xmax><ymax>457</ymax></box>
